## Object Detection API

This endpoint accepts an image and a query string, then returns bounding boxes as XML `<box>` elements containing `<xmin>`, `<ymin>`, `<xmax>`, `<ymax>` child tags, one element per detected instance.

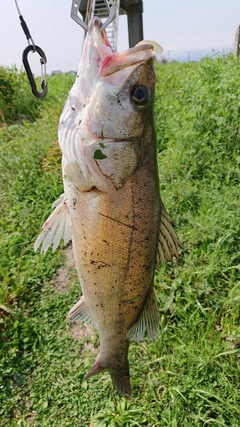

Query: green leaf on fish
<box><xmin>99</xmin><ymin>142</ymin><xmax>106</xmax><ymax>149</ymax></box>
<box><xmin>93</xmin><ymin>149</ymin><xmax>107</xmax><ymax>160</ymax></box>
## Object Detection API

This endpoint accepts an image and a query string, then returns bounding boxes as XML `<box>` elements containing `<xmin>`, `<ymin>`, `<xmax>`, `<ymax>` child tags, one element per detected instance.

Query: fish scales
<box><xmin>68</xmin><ymin>159</ymin><xmax>160</xmax><ymax>332</ymax></box>
<box><xmin>64</xmin><ymin>129</ymin><xmax>160</xmax><ymax>395</ymax></box>
<box><xmin>35</xmin><ymin>17</ymin><xmax>180</xmax><ymax>397</ymax></box>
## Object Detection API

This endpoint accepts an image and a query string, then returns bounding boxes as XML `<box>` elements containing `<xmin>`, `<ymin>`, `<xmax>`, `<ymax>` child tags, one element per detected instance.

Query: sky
<box><xmin>1</xmin><ymin>0</ymin><xmax>239</xmax><ymax>76</ymax></box>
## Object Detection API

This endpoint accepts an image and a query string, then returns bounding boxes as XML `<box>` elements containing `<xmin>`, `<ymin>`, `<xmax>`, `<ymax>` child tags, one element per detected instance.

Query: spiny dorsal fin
<box><xmin>156</xmin><ymin>202</ymin><xmax>181</xmax><ymax>265</ymax></box>
<box><xmin>127</xmin><ymin>286</ymin><xmax>159</xmax><ymax>342</ymax></box>
<box><xmin>34</xmin><ymin>194</ymin><xmax>72</xmax><ymax>253</ymax></box>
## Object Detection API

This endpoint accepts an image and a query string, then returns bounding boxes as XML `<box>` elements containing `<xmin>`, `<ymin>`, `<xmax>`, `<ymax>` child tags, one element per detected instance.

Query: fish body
<box><xmin>35</xmin><ymin>18</ymin><xmax>179</xmax><ymax>397</ymax></box>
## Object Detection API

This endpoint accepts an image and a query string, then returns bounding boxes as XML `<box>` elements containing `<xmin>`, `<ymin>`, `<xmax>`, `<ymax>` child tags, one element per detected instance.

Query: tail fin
<box><xmin>110</xmin><ymin>373</ymin><xmax>132</xmax><ymax>398</ymax></box>
<box><xmin>83</xmin><ymin>355</ymin><xmax>104</xmax><ymax>381</ymax></box>
<box><xmin>83</xmin><ymin>354</ymin><xmax>132</xmax><ymax>398</ymax></box>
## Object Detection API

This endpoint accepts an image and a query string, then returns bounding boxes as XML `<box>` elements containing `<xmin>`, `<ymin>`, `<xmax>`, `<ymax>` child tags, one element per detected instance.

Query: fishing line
<box><xmin>14</xmin><ymin>0</ymin><xmax>36</xmax><ymax>49</ymax></box>
<box><xmin>14</xmin><ymin>0</ymin><xmax>21</xmax><ymax>18</ymax></box>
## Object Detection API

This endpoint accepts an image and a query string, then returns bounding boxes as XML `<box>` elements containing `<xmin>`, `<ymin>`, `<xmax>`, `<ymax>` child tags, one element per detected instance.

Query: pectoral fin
<box><xmin>64</xmin><ymin>161</ymin><xmax>95</xmax><ymax>191</ymax></box>
<box><xmin>34</xmin><ymin>194</ymin><xmax>72</xmax><ymax>253</ymax></box>
<box><xmin>157</xmin><ymin>202</ymin><xmax>181</xmax><ymax>264</ymax></box>
<box><xmin>127</xmin><ymin>286</ymin><xmax>159</xmax><ymax>342</ymax></box>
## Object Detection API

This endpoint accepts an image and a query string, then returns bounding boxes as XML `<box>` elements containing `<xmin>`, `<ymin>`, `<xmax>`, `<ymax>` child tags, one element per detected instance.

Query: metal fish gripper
<box><xmin>71</xmin><ymin>0</ymin><xmax>116</xmax><ymax>31</ymax></box>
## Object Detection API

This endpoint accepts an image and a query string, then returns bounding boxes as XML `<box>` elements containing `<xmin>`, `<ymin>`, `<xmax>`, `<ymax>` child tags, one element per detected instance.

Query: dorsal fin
<box><xmin>127</xmin><ymin>286</ymin><xmax>159</xmax><ymax>342</ymax></box>
<box><xmin>157</xmin><ymin>202</ymin><xmax>181</xmax><ymax>265</ymax></box>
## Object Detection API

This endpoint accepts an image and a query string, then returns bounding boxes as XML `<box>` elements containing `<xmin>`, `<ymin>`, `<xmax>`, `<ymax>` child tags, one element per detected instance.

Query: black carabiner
<box><xmin>22</xmin><ymin>45</ymin><xmax>48</xmax><ymax>98</ymax></box>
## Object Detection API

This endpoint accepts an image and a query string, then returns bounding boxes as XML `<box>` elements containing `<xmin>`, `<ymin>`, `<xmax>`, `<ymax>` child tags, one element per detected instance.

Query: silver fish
<box><xmin>35</xmin><ymin>18</ymin><xmax>179</xmax><ymax>397</ymax></box>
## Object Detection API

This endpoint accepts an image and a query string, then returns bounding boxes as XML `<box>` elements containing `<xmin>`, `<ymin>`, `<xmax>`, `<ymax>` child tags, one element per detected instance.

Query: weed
<box><xmin>0</xmin><ymin>56</ymin><xmax>240</xmax><ymax>426</ymax></box>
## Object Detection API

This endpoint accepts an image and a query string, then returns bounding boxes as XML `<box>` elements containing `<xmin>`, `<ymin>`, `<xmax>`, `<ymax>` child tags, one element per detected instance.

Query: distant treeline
<box><xmin>161</xmin><ymin>46</ymin><xmax>233</xmax><ymax>62</ymax></box>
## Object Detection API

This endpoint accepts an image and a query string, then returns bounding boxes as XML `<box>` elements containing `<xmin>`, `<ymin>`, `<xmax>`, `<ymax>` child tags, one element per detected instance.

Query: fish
<box><xmin>34</xmin><ymin>17</ymin><xmax>180</xmax><ymax>398</ymax></box>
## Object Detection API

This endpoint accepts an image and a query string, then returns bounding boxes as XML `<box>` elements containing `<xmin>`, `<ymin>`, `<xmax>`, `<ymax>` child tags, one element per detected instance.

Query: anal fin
<box><xmin>127</xmin><ymin>286</ymin><xmax>159</xmax><ymax>342</ymax></box>
<box><xmin>34</xmin><ymin>194</ymin><xmax>72</xmax><ymax>253</ymax></box>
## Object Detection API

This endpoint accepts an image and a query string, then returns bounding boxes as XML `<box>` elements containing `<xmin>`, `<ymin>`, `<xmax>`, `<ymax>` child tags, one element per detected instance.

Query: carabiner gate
<box><xmin>22</xmin><ymin>45</ymin><xmax>48</xmax><ymax>98</ymax></box>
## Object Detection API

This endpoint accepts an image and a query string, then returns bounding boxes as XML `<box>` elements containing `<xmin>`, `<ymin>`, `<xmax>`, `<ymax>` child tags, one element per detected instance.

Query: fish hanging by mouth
<box><xmin>35</xmin><ymin>17</ymin><xmax>180</xmax><ymax>398</ymax></box>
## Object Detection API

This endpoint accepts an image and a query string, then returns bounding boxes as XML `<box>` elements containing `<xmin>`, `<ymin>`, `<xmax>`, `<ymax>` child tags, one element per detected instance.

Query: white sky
<box><xmin>1</xmin><ymin>0</ymin><xmax>239</xmax><ymax>75</ymax></box>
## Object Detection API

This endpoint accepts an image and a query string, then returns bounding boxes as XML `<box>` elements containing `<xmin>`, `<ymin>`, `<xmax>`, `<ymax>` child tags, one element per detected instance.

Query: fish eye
<box><xmin>130</xmin><ymin>85</ymin><xmax>149</xmax><ymax>107</ymax></box>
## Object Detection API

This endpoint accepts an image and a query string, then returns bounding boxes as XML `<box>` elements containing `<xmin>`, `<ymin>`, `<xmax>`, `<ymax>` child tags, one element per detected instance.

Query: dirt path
<box><xmin>54</xmin><ymin>245</ymin><xmax>96</xmax><ymax>348</ymax></box>
<box><xmin>54</xmin><ymin>244</ymin><xmax>76</xmax><ymax>293</ymax></box>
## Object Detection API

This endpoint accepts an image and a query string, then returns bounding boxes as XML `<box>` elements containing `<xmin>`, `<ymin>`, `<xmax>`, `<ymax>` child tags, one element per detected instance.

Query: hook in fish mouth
<box><xmin>71</xmin><ymin>0</ymin><xmax>116</xmax><ymax>32</ymax></box>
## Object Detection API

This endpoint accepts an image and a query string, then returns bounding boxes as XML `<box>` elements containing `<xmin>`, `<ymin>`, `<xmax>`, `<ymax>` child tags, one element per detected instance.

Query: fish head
<box><xmin>85</xmin><ymin>45</ymin><xmax>156</xmax><ymax>142</ymax></box>
<box><xmin>59</xmin><ymin>19</ymin><xmax>162</xmax><ymax>191</ymax></box>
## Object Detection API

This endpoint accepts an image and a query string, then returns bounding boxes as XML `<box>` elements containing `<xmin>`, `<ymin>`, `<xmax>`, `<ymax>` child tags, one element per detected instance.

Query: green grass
<box><xmin>0</xmin><ymin>54</ymin><xmax>240</xmax><ymax>426</ymax></box>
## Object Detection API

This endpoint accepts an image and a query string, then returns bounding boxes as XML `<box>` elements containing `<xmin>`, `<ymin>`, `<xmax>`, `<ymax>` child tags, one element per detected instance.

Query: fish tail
<box><xmin>110</xmin><ymin>373</ymin><xmax>132</xmax><ymax>398</ymax></box>
<box><xmin>83</xmin><ymin>354</ymin><xmax>132</xmax><ymax>397</ymax></box>
<box><xmin>83</xmin><ymin>355</ymin><xmax>104</xmax><ymax>380</ymax></box>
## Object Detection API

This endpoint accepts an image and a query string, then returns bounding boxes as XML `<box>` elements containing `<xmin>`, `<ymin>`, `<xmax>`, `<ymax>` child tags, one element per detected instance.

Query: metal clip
<box><xmin>22</xmin><ymin>45</ymin><xmax>48</xmax><ymax>98</ymax></box>
<box><xmin>71</xmin><ymin>0</ymin><xmax>88</xmax><ymax>31</ymax></box>
<box><xmin>71</xmin><ymin>0</ymin><xmax>116</xmax><ymax>31</ymax></box>
<box><xmin>101</xmin><ymin>1</ymin><xmax>116</xmax><ymax>31</ymax></box>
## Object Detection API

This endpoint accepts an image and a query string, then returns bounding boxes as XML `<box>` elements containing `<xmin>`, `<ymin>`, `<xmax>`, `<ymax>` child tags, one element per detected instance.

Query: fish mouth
<box><xmin>89</xmin><ymin>17</ymin><xmax>113</xmax><ymax>50</ymax></box>
<box><xmin>99</xmin><ymin>43</ymin><xmax>156</xmax><ymax>89</ymax></box>
<box><xmin>87</xmin><ymin>18</ymin><xmax>156</xmax><ymax>86</ymax></box>
<box><xmin>101</xmin><ymin>44</ymin><xmax>155</xmax><ymax>76</ymax></box>
<box><xmin>87</xmin><ymin>18</ymin><xmax>161</xmax><ymax>78</ymax></box>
